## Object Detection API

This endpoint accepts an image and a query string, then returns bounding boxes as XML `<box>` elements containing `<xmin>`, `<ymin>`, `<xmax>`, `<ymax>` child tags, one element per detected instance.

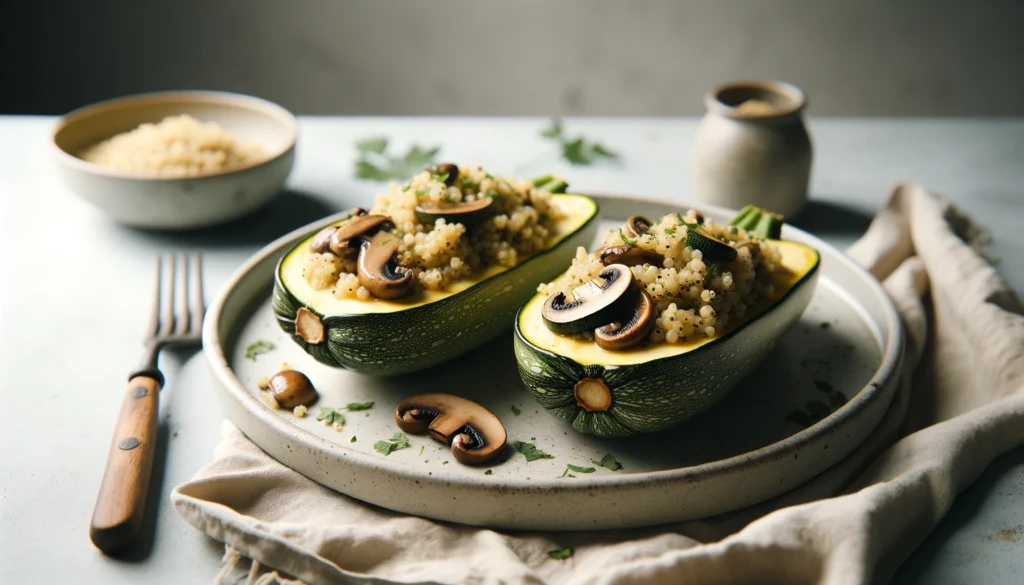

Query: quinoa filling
<box><xmin>301</xmin><ymin>164</ymin><xmax>566</xmax><ymax>300</ymax></box>
<box><xmin>537</xmin><ymin>209</ymin><xmax>785</xmax><ymax>346</ymax></box>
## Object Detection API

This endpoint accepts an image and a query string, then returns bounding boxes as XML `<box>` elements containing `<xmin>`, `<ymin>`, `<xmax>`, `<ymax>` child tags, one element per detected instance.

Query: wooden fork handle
<box><xmin>89</xmin><ymin>374</ymin><xmax>161</xmax><ymax>554</ymax></box>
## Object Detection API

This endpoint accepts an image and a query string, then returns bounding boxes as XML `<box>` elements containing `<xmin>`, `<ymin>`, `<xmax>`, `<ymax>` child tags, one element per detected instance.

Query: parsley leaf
<box><xmin>316</xmin><ymin>407</ymin><xmax>345</xmax><ymax>425</ymax></box>
<box><xmin>540</xmin><ymin>119</ymin><xmax>619</xmax><ymax>166</ymax></box>
<box><xmin>664</xmin><ymin>227</ymin><xmax>677</xmax><ymax>236</ymax></box>
<box><xmin>345</xmin><ymin>402</ymin><xmax>374</xmax><ymax>411</ymax></box>
<box><xmin>245</xmin><ymin>340</ymin><xmax>275</xmax><ymax>361</ymax></box>
<box><xmin>354</xmin><ymin>138</ymin><xmax>441</xmax><ymax>182</ymax></box>
<box><xmin>512</xmin><ymin>441</ymin><xmax>554</xmax><ymax>462</ymax></box>
<box><xmin>567</xmin><ymin>464</ymin><xmax>595</xmax><ymax>473</ymax></box>
<box><xmin>355</xmin><ymin>136</ymin><xmax>389</xmax><ymax>154</ymax></box>
<box><xmin>706</xmin><ymin>263</ymin><xmax>719</xmax><ymax>280</ymax></box>
<box><xmin>511</xmin><ymin>405</ymin><xmax>522</xmax><ymax>416</ymax></box>
<box><xmin>374</xmin><ymin>432</ymin><xmax>411</xmax><ymax>456</ymax></box>
<box><xmin>593</xmin><ymin>453</ymin><xmax>623</xmax><ymax>471</ymax></box>
<box><xmin>350</xmin><ymin>436</ymin><xmax>357</xmax><ymax>443</ymax></box>
<box><xmin>547</xmin><ymin>547</ymin><xmax>574</xmax><ymax>560</ymax></box>
<box><xmin>484</xmin><ymin>469</ymin><xmax>493</xmax><ymax>475</ymax></box>
<box><xmin>619</xmin><ymin>228</ymin><xmax>638</xmax><ymax>246</ymax></box>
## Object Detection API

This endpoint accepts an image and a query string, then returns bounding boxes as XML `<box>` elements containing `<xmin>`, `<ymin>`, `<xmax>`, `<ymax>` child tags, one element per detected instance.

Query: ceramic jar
<box><xmin>691</xmin><ymin>80</ymin><xmax>813</xmax><ymax>219</ymax></box>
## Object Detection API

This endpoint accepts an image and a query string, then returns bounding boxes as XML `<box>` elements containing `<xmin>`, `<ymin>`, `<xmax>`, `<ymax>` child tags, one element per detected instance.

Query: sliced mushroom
<box><xmin>598</xmin><ymin>245</ymin><xmax>665</xmax><ymax>267</ymax></box>
<box><xmin>541</xmin><ymin>264</ymin><xmax>638</xmax><ymax>334</ymax></box>
<box><xmin>429</xmin><ymin>162</ymin><xmax>459</xmax><ymax>186</ymax></box>
<box><xmin>624</xmin><ymin>215</ymin><xmax>653</xmax><ymax>239</ymax></box>
<box><xmin>268</xmin><ymin>369</ymin><xmax>319</xmax><ymax>409</ymax></box>
<box><xmin>595</xmin><ymin>290</ymin><xmax>656</xmax><ymax>350</ymax></box>
<box><xmin>309</xmin><ymin>208</ymin><xmax>368</xmax><ymax>253</ymax></box>
<box><xmin>357</xmin><ymin>231</ymin><xmax>413</xmax><ymax>299</ymax></box>
<box><xmin>395</xmin><ymin>393</ymin><xmax>507</xmax><ymax>465</ymax></box>
<box><xmin>309</xmin><ymin>226</ymin><xmax>338</xmax><ymax>254</ymax></box>
<box><xmin>414</xmin><ymin>198</ymin><xmax>494</xmax><ymax>225</ymax></box>
<box><xmin>330</xmin><ymin>214</ymin><xmax>395</xmax><ymax>255</ymax></box>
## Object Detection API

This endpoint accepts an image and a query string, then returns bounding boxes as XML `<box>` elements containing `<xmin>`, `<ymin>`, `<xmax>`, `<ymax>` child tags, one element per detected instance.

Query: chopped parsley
<box><xmin>345</xmin><ymin>401</ymin><xmax>375</xmax><ymax>411</ymax></box>
<box><xmin>560</xmin><ymin>464</ymin><xmax>596</xmax><ymax>478</ymax></box>
<box><xmin>244</xmin><ymin>340</ymin><xmax>275</xmax><ymax>361</ymax></box>
<box><xmin>511</xmin><ymin>405</ymin><xmax>522</xmax><ymax>416</ymax></box>
<box><xmin>316</xmin><ymin>407</ymin><xmax>345</xmax><ymax>426</ymax></box>
<box><xmin>374</xmin><ymin>432</ymin><xmax>411</xmax><ymax>456</ymax></box>
<box><xmin>664</xmin><ymin>227</ymin><xmax>677</xmax><ymax>236</ymax></box>
<box><xmin>540</xmin><ymin>119</ymin><xmax>619</xmax><ymax>166</ymax></box>
<box><xmin>592</xmin><ymin>453</ymin><xmax>623</xmax><ymax>471</ymax></box>
<box><xmin>619</xmin><ymin>228</ymin><xmax>638</xmax><ymax>246</ymax></box>
<box><xmin>418</xmin><ymin>445</ymin><xmax>424</xmax><ymax>456</ymax></box>
<box><xmin>706</xmin><ymin>264</ymin><xmax>720</xmax><ymax>280</ymax></box>
<box><xmin>354</xmin><ymin>137</ymin><xmax>441</xmax><ymax>181</ymax></box>
<box><xmin>350</xmin><ymin>436</ymin><xmax>357</xmax><ymax>443</ymax></box>
<box><xmin>512</xmin><ymin>441</ymin><xmax>554</xmax><ymax>462</ymax></box>
<box><xmin>431</xmin><ymin>171</ymin><xmax>450</xmax><ymax>184</ymax></box>
<box><xmin>547</xmin><ymin>547</ymin><xmax>574</xmax><ymax>560</ymax></box>
<box><xmin>484</xmin><ymin>469</ymin><xmax>493</xmax><ymax>475</ymax></box>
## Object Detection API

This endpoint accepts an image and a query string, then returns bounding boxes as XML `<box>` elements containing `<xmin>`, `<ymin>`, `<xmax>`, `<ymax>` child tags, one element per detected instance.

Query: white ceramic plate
<box><xmin>203</xmin><ymin>194</ymin><xmax>903</xmax><ymax>531</ymax></box>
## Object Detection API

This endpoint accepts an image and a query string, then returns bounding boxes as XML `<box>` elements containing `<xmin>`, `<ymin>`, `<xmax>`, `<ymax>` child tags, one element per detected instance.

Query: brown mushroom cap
<box><xmin>541</xmin><ymin>264</ymin><xmax>638</xmax><ymax>334</ymax></box>
<box><xmin>414</xmin><ymin>198</ymin><xmax>494</xmax><ymax>226</ymax></box>
<box><xmin>595</xmin><ymin>290</ymin><xmax>656</xmax><ymax>350</ymax></box>
<box><xmin>430</xmin><ymin>162</ymin><xmax>459</xmax><ymax>186</ymax></box>
<box><xmin>269</xmin><ymin>370</ymin><xmax>319</xmax><ymax>409</ymax></box>
<box><xmin>624</xmin><ymin>215</ymin><xmax>653</xmax><ymax>239</ymax></box>
<box><xmin>357</xmin><ymin>231</ymin><xmax>414</xmax><ymax>299</ymax></box>
<box><xmin>598</xmin><ymin>245</ymin><xmax>665</xmax><ymax>268</ymax></box>
<box><xmin>395</xmin><ymin>393</ymin><xmax>507</xmax><ymax>465</ymax></box>
<box><xmin>330</xmin><ymin>213</ymin><xmax>395</xmax><ymax>255</ymax></box>
<box><xmin>309</xmin><ymin>226</ymin><xmax>338</xmax><ymax>254</ymax></box>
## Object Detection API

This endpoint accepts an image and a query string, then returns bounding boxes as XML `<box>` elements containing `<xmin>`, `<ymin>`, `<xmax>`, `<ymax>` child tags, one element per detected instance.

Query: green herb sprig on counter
<box><xmin>512</xmin><ymin>441</ymin><xmax>554</xmax><ymax>462</ymax></box>
<box><xmin>374</xmin><ymin>432</ymin><xmax>411</xmax><ymax>456</ymax></box>
<box><xmin>345</xmin><ymin>402</ymin><xmax>375</xmax><ymax>411</ymax></box>
<box><xmin>559</xmin><ymin>464</ymin><xmax>596</xmax><ymax>478</ymax></box>
<box><xmin>316</xmin><ymin>407</ymin><xmax>346</xmax><ymax>426</ymax></box>
<box><xmin>511</xmin><ymin>405</ymin><xmax>522</xmax><ymax>416</ymax></box>
<box><xmin>354</xmin><ymin>136</ymin><xmax>441</xmax><ymax>181</ymax></box>
<box><xmin>245</xmin><ymin>340</ymin><xmax>275</xmax><ymax>361</ymax></box>
<box><xmin>540</xmin><ymin>119</ymin><xmax>619</xmax><ymax>166</ymax></box>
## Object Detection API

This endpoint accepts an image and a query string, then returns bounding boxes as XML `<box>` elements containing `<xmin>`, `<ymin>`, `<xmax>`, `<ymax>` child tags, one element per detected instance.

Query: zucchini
<box><xmin>273</xmin><ymin>193</ymin><xmax>600</xmax><ymax>376</ymax></box>
<box><xmin>513</xmin><ymin>209</ymin><xmax>820</xmax><ymax>437</ymax></box>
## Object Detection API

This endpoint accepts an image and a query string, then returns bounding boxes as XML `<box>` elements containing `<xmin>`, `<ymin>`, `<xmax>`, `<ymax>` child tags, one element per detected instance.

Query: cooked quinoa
<box><xmin>537</xmin><ymin>209</ymin><xmax>785</xmax><ymax>345</ymax></box>
<box><xmin>302</xmin><ymin>164</ymin><xmax>566</xmax><ymax>298</ymax></box>
<box><xmin>79</xmin><ymin>114</ymin><xmax>265</xmax><ymax>177</ymax></box>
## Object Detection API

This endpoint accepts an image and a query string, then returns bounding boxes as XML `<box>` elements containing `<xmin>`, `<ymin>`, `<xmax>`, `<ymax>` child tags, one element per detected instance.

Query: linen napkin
<box><xmin>172</xmin><ymin>181</ymin><xmax>1024</xmax><ymax>585</ymax></box>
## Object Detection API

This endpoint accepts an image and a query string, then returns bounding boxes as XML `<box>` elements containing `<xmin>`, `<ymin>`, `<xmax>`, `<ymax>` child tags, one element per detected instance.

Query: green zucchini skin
<box><xmin>513</xmin><ymin>254</ymin><xmax>820</xmax><ymax>437</ymax></box>
<box><xmin>273</xmin><ymin>198</ymin><xmax>600</xmax><ymax>376</ymax></box>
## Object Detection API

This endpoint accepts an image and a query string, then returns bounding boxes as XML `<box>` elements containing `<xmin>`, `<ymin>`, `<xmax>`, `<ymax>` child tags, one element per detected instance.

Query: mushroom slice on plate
<box><xmin>414</xmin><ymin>198</ymin><xmax>494</xmax><ymax>226</ymax></box>
<box><xmin>541</xmin><ymin>263</ymin><xmax>638</xmax><ymax>334</ymax></box>
<box><xmin>595</xmin><ymin>290</ymin><xmax>656</xmax><ymax>350</ymax></box>
<box><xmin>311</xmin><ymin>207</ymin><xmax>368</xmax><ymax>254</ymax></box>
<box><xmin>357</xmin><ymin>231</ymin><xmax>413</xmax><ymax>299</ymax></box>
<box><xmin>598</xmin><ymin>244</ymin><xmax>665</xmax><ymax>267</ymax></box>
<box><xmin>623</xmin><ymin>215</ymin><xmax>654</xmax><ymax>239</ymax></box>
<box><xmin>395</xmin><ymin>393</ymin><xmax>507</xmax><ymax>465</ymax></box>
<box><xmin>329</xmin><ymin>212</ymin><xmax>393</xmax><ymax>255</ymax></box>
<box><xmin>268</xmin><ymin>370</ymin><xmax>319</xmax><ymax>408</ymax></box>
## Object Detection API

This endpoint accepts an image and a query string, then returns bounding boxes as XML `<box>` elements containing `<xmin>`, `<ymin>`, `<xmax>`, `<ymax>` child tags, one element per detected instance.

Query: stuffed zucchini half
<box><xmin>272</xmin><ymin>164</ymin><xmax>599</xmax><ymax>376</ymax></box>
<box><xmin>513</xmin><ymin>205</ymin><xmax>820</xmax><ymax>436</ymax></box>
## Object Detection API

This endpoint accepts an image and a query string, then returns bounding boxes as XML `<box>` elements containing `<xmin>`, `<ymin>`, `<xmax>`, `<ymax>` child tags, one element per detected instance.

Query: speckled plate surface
<box><xmin>203</xmin><ymin>194</ymin><xmax>903</xmax><ymax>531</ymax></box>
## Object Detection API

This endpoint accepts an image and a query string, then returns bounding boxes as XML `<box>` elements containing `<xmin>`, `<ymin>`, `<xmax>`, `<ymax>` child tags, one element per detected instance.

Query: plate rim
<box><xmin>202</xmin><ymin>192</ymin><xmax>904</xmax><ymax>493</ymax></box>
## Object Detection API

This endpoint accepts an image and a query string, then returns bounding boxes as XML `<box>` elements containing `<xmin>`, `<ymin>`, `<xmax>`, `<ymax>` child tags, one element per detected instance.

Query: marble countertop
<box><xmin>1</xmin><ymin>116</ymin><xmax>1022</xmax><ymax>583</ymax></box>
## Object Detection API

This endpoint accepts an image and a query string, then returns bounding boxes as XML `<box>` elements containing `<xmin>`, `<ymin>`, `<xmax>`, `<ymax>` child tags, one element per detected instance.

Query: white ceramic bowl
<box><xmin>51</xmin><ymin>90</ymin><xmax>298</xmax><ymax>230</ymax></box>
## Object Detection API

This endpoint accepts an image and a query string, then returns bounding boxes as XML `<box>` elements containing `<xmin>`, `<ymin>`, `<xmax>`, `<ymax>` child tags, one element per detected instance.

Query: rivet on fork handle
<box><xmin>88</xmin><ymin>374</ymin><xmax>162</xmax><ymax>554</ymax></box>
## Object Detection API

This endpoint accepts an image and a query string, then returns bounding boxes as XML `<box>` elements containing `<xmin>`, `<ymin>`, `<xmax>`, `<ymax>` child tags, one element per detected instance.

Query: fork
<box><xmin>89</xmin><ymin>252</ymin><xmax>205</xmax><ymax>555</ymax></box>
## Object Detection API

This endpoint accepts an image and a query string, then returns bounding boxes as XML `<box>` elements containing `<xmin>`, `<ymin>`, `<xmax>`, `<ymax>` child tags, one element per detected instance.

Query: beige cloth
<box><xmin>172</xmin><ymin>181</ymin><xmax>1024</xmax><ymax>585</ymax></box>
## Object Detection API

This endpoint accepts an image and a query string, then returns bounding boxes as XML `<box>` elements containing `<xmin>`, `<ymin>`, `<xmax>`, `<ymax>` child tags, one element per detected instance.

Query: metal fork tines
<box><xmin>133</xmin><ymin>252</ymin><xmax>205</xmax><ymax>384</ymax></box>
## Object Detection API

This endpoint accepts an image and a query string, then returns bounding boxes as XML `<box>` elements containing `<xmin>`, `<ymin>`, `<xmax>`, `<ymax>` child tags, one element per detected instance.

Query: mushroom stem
<box><xmin>574</xmin><ymin>378</ymin><xmax>613</xmax><ymax>412</ymax></box>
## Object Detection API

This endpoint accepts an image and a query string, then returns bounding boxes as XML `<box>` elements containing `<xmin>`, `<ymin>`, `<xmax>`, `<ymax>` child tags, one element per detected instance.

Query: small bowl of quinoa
<box><xmin>51</xmin><ymin>90</ymin><xmax>297</xmax><ymax>230</ymax></box>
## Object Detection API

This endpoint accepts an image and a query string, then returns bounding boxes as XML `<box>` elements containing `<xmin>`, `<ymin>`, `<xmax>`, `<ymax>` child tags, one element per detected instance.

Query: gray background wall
<box><xmin>3</xmin><ymin>0</ymin><xmax>1022</xmax><ymax>116</ymax></box>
